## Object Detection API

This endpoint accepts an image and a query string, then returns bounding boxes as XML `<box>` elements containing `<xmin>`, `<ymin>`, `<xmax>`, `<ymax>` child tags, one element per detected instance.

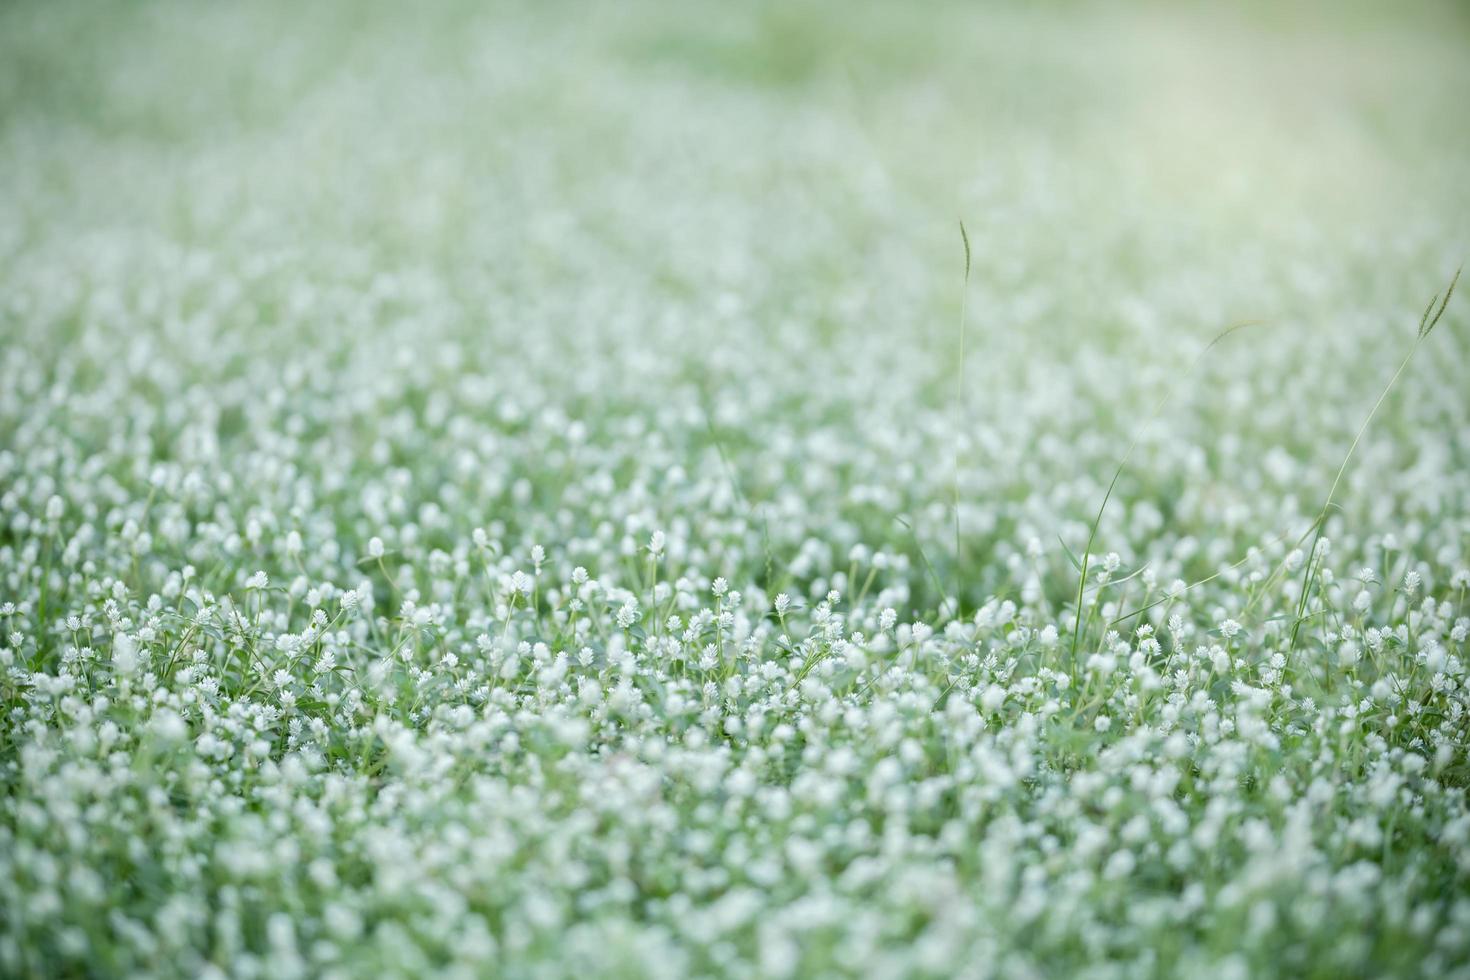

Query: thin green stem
<box><xmin>953</xmin><ymin>220</ymin><xmax>973</xmax><ymax>616</ymax></box>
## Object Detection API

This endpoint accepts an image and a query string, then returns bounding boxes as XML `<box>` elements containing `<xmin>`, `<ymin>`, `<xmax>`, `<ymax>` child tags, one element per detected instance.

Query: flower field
<box><xmin>2</xmin><ymin>2</ymin><xmax>1469</xmax><ymax>977</ymax></box>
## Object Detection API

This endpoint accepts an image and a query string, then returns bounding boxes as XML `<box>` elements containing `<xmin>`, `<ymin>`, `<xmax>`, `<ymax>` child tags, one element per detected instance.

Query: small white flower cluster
<box><xmin>2</xmin><ymin>1</ymin><xmax>1469</xmax><ymax>978</ymax></box>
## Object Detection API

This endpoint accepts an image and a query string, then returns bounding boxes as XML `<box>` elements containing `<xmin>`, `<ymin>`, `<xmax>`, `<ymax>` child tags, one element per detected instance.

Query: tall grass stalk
<box><xmin>953</xmin><ymin>221</ymin><xmax>973</xmax><ymax>616</ymax></box>
<box><xmin>1286</xmin><ymin>267</ymin><xmax>1459</xmax><ymax>661</ymax></box>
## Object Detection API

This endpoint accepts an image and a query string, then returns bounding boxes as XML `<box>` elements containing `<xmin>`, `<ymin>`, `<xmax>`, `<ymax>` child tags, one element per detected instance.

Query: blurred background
<box><xmin>3</xmin><ymin>1</ymin><xmax>1467</xmax><ymax>288</ymax></box>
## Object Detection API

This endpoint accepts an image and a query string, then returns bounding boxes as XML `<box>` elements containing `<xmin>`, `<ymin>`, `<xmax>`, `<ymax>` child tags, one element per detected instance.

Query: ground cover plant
<box><xmin>2</xmin><ymin>1</ymin><xmax>1470</xmax><ymax>977</ymax></box>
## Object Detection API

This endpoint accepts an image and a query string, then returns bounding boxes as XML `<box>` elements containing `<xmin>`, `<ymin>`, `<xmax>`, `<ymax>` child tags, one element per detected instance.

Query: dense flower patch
<box><xmin>2</xmin><ymin>2</ymin><xmax>1469</xmax><ymax>977</ymax></box>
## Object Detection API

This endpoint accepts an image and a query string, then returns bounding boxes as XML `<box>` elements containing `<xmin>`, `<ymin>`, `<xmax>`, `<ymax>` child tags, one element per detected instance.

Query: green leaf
<box><xmin>1058</xmin><ymin>535</ymin><xmax>1083</xmax><ymax>572</ymax></box>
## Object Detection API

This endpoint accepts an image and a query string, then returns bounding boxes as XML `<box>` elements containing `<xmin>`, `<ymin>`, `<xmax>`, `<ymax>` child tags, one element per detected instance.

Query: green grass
<box><xmin>1</xmin><ymin>1</ymin><xmax>1469</xmax><ymax>977</ymax></box>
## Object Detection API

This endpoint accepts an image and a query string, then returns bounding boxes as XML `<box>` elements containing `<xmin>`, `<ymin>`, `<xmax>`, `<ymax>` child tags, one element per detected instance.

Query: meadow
<box><xmin>2</xmin><ymin>1</ymin><xmax>1469</xmax><ymax>976</ymax></box>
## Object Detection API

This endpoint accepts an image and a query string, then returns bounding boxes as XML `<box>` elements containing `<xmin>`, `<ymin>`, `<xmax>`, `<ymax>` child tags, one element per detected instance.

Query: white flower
<box><xmin>149</xmin><ymin>709</ymin><xmax>187</xmax><ymax>743</ymax></box>
<box><xmin>112</xmin><ymin>632</ymin><xmax>138</xmax><ymax>675</ymax></box>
